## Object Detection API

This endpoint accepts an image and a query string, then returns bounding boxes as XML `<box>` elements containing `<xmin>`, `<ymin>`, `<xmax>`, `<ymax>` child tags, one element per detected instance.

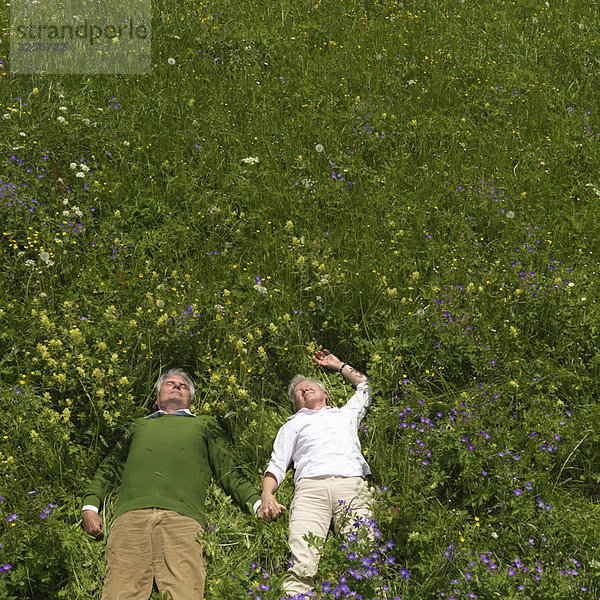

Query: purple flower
<box><xmin>6</xmin><ymin>514</ymin><xmax>18</xmax><ymax>523</ymax></box>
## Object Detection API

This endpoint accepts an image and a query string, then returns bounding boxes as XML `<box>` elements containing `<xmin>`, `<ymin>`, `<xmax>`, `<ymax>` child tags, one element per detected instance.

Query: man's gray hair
<box><xmin>155</xmin><ymin>368</ymin><xmax>196</xmax><ymax>401</ymax></box>
<box><xmin>287</xmin><ymin>375</ymin><xmax>328</xmax><ymax>407</ymax></box>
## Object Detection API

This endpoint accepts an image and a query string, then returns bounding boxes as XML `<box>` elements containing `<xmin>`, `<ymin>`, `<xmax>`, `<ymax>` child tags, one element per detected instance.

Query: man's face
<box><xmin>156</xmin><ymin>375</ymin><xmax>192</xmax><ymax>413</ymax></box>
<box><xmin>293</xmin><ymin>380</ymin><xmax>327</xmax><ymax>412</ymax></box>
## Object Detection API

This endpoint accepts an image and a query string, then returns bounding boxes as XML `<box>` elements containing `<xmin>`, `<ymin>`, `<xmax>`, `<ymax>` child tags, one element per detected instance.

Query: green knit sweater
<box><xmin>83</xmin><ymin>415</ymin><xmax>261</xmax><ymax>525</ymax></box>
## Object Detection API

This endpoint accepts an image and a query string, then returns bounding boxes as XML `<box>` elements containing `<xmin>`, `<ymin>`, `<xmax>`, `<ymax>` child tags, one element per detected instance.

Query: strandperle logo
<box><xmin>10</xmin><ymin>0</ymin><xmax>151</xmax><ymax>74</ymax></box>
<box><xmin>13</xmin><ymin>19</ymin><xmax>150</xmax><ymax>46</ymax></box>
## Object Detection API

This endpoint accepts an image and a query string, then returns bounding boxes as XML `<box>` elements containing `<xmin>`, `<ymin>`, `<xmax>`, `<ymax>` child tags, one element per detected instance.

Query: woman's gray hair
<box><xmin>287</xmin><ymin>375</ymin><xmax>328</xmax><ymax>407</ymax></box>
<box><xmin>155</xmin><ymin>368</ymin><xmax>196</xmax><ymax>401</ymax></box>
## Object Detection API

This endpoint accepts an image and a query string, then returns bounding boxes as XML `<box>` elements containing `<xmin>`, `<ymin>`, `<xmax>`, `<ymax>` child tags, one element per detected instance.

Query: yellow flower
<box><xmin>36</xmin><ymin>343</ymin><xmax>50</xmax><ymax>359</ymax></box>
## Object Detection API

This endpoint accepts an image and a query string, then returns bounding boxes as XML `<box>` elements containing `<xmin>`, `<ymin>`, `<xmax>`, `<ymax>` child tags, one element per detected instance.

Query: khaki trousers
<box><xmin>102</xmin><ymin>508</ymin><xmax>205</xmax><ymax>600</ymax></box>
<box><xmin>283</xmin><ymin>476</ymin><xmax>372</xmax><ymax>596</ymax></box>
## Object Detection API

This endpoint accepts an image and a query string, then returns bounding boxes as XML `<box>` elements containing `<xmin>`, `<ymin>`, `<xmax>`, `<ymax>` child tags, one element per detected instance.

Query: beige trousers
<box><xmin>102</xmin><ymin>508</ymin><xmax>205</xmax><ymax>600</ymax></box>
<box><xmin>282</xmin><ymin>476</ymin><xmax>372</xmax><ymax>596</ymax></box>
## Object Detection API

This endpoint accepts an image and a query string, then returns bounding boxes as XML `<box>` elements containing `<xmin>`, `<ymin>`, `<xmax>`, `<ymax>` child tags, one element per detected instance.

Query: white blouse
<box><xmin>265</xmin><ymin>382</ymin><xmax>372</xmax><ymax>486</ymax></box>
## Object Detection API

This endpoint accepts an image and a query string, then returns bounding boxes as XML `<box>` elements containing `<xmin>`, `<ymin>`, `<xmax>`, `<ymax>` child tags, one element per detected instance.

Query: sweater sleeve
<box><xmin>82</xmin><ymin>431</ymin><xmax>132</xmax><ymax>510</ymax></box>
<box><xmin>205</xmin><ymin>418</ymin><xmax>261</xmax><ymax>514</ymax></box>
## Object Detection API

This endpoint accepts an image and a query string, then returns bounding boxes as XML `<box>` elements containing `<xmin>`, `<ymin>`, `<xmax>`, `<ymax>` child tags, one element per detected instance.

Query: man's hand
<box><xmin>257</xmin><ymin>494</ymin><xmax>287</xmax><ymax>522</ymax></box>
<box><xmin>82</xmin><ymin>509</ymin><xmax>104</xmax><ymax>539</ymax></box>
<box><xmin>313</xmin><ymin>348</ymin><xmax>368</xmax><ymax>387</ymax></box>
<box><xmin>312</xmin><ymin>349</ymin><xmax>343</xmax><ymax>371</ymax></box>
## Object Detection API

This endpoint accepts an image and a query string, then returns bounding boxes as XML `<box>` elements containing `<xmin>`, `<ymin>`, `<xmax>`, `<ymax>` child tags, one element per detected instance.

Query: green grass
<box><xmin>1</xmin><ymin>0</ymin><xmax>600</xmax><ymax>598</ymax></box>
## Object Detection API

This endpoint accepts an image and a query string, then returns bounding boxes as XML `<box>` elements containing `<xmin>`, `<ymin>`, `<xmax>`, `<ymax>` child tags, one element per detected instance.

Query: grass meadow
<box><xmin>1</xmin><ymin>0</ymin><xmax>600</xmax><ymax>597</ymax></box>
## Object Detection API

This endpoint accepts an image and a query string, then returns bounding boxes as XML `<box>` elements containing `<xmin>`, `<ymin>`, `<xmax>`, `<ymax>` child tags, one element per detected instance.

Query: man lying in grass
<box><xmin>82</xmin><ymin>368</ymin><xmax>271</xmax><ymax>600</ymax></box>
<box><xmin>258</xmin><ymin>349</ymin><xmax>373</xmax><ymax>597</ymax></box>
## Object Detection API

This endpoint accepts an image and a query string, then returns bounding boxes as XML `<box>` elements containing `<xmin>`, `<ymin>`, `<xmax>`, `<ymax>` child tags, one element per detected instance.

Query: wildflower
<box><xmin>315</xmin><ymin>144</ymin><xmax>324</xmax><ymax>153</ymax></box>
<box><xmin>39</xmin><ymin>251</ymin><xmax>50</xmax><ymax>262</ymax></box>
<box><xmin>57</xmin><ymin>116</ymin><xmax>65</xmax><ymax>122</ymax></box>
<box><xmin>156</xmin><ymin>299</ymin><xmax>165</xmax><ymax>308</ymax></box>
<box><xmin>506</xmin><ymin>210</ymin><xmax>515</xmax><ymax>218</ymax></box>
<box><xmin>123</xmin><ymin>140</ymin><xmax>130</xmax><ymax>147</ymax></box>
<box><xmin>168</xmin><ymin>57</ymin><xmax>176</xmax><ymax>65</ymax></box>
<box><xmin>253</xmin><ymin>284</ymin><xmax>267</xmax><ymax>295</ymax></box>
<box><xmin>80</xmin><ymin>164</ymin><xmax>90</xmax><ymax>172</ymax></box>
<box><xmin>6</xmin><ymin>514</ymin><xmax>18</xmax><ymax>523</ymax></box>
<box><xmin>241</xmin><ymin>156</ymin><xmax>259</xmax><ymax>164</ymax></box>
<box><xmin>75</xmin><ymin>172</ymin><xmax>85</xmax><ymax>178</ymax></box>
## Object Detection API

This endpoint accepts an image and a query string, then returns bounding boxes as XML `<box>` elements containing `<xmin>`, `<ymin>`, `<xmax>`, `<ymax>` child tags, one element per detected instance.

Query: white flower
<box><xmin>315</xmin><ymin>144</ymin><xmax>324</xmax><ymax>153</ymax></box>
<box><xmin>59</xmin><ymin>106</ymin><xmax>67</xmax><ymax>112</ymax></box>
<box><xmin>3</xmin><ymin>114</ymin><xmax>10</xmax><ymax>119</ymax></box>
<box><xmin>62</xmin><ymin>210</ymin><xmax>70</xmax><ymax>216</ymax></box>
<box><xmin>579</xmin><ymin>23</ymin><xmax>585</xmax><ymax>30</ymax></box>
<box><xmin>19</xmin><ymin>132</ymin><xmax>26</xmax><ymax>137</ymax></box>
<box><xmin>57</xmin><ymin>116</ymin><xmax>65</xmax><ymax>123</ymax></box>
<box><xmin>167</xmin><ymin>57</ymin><xmax>176</xmax><ymax>65</ymax></box>
<box><xmin>69</xmin><ymin>163</ymin><xmax>77</xmax><ymax>169</ymax></box>
<box><xmin>75</xmin><ymin>172</ymin><xmax>85</xmax><ymax>178</ymax></box>
<box><xmin>532</xmin><ymin>17</ymin><xmax>538</xmax><ymax>24</ymax></box>
<box><xmin>253</xmin><ymin>284</ymin><xmax>267</xmax><ymax>294</ymax></box>
<box><xmin>123</xmin><ymin>140</ymin><xmax>130</xmax><ymax>147</ymax></box>
<box><xmin>80</xmin><ymin>164</ymin><xmax>90</xmax><ymax>172</ymax></box>
<box><xmin>156</xmin><ymin>299</ymin><xmax>165</xmax><ymax>308</ymax></box>
<box><xmin>39</xmin><ymin>251</ymin><xmax>50</xmax><ymax>262</ymax></box>
<box><xmin>506</xmin><ymin>211</ymin><xmax>515</xmax><ymax>219</ymax></box>
<box><xmin>241</xmin><ymin>156</ymin><xmax>259</xmax><ymax>164</ymax></box>
<box><xmin>407</xmin><ymin>79</ymin><xmax>417</xmax><ymax>85</ymax></box>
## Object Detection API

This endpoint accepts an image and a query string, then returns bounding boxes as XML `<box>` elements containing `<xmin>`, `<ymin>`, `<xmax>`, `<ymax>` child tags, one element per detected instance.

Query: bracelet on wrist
<box><xmin>339</xmin><ymin>363</ymin><xmax>348</xmax><ymax>374</ymax></box>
